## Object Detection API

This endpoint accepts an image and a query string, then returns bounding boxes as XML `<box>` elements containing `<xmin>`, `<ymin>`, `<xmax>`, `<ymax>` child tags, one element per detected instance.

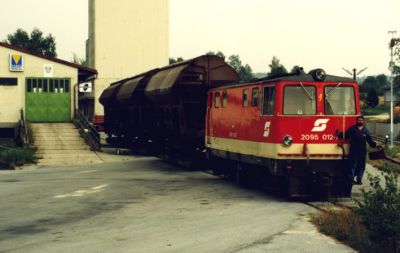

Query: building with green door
<box><xmin>0</xmin><ymin>42</ymin><xmax>97</xmax><ymax>141</ymax></box>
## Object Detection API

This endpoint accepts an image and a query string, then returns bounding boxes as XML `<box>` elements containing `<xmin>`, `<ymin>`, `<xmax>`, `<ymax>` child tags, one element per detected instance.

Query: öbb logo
<box><xmin>311</xmin><ymin>119</ymin><xmax>329</xmax><ymax>132</ymax></box>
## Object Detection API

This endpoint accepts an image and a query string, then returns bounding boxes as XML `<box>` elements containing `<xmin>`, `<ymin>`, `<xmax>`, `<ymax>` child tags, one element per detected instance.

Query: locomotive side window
<box><xmin>243</xmin><ymin>89</ymin><xmax>249</xmax><ymax>107</ymax></box>
<box><xmin>214</xmin><ymin>92</ymin><xmax>221</xmax><ymax>108</ymax></box>
<box><xmin>222</xmin><ymin>91</ymin><xmax>228</xmax><ymax>108</ymax></box>
<box><xmin>262</xmin><ymin>86</ymin><xmax>275</xmax><ymax>115</ymax></box>
<box><xmin>251</xmin><ymin>88</ymin><xmax>259</xmax><ymax>107</ymax></box>
<box><xmin>325</xmin><ymin>86</ymin><xmax>356</xmax><ymax>115</ymax></box>
<box><xmin>283</xmin><ymin>86</ymin><xmax>316</xmax><ymax>115</ymax></box>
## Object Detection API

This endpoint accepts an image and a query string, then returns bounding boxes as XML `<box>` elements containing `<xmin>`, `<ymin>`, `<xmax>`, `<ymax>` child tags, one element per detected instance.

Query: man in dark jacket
<box><xmin>342</xmin><ymin>116</ymin><xmax>378</xmax><ymax>185</ymax></box>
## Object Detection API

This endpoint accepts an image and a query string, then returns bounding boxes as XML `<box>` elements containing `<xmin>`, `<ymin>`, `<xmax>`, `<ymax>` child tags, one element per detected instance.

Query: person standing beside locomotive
<box><xmin>338</xmin><ymin>116</ymin><xmax>378</xmax><ymax>185</ymax></box>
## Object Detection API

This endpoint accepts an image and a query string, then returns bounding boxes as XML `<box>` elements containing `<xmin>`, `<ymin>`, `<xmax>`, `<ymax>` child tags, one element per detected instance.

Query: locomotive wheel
<box><xmin>235</xmin><ymin>162</ymin><xmax>252</xmax><ymax>188</ymax></box>
<box><xmin>210</xmin><ymin>157</ymin><xmax>225</xmax><ymax>176</ymax></box>
<box><xmin>286</xmin><ymin>176</ymin><xmax>308</xmax><ymax>198</ymax></box>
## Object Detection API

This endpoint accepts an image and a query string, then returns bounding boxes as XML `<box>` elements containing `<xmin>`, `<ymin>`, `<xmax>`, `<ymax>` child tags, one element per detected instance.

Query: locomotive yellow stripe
<box><xmin>206</xmin><ymin>137</ymin><xmax>349</xmax><ymax>160</ymax></box>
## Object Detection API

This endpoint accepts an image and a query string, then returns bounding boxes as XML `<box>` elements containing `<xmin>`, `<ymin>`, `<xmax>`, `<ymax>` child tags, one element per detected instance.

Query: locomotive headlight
<box><xmin>282</xmin><ymin>135</ymin><xmax>293</xmax><ymax>146</ymax></box>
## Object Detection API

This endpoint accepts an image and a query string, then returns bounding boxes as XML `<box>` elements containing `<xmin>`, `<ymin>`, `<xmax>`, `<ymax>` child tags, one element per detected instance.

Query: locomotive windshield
<box><xmin>325</xmin><ymin>86</ymin><xmax>356</xmax><ymax>115</ymax></box>
<box><xmin>283</xmin><ymin>86</ymin><xmax>316</xmax><ymax>115</ymax></box>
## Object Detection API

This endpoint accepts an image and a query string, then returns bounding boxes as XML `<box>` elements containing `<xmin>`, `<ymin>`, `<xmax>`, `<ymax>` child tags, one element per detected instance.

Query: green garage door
<box><xmin>26</xmin><ymin>78</ymin><xmax>71</xmax><ymax>122</ymax></box>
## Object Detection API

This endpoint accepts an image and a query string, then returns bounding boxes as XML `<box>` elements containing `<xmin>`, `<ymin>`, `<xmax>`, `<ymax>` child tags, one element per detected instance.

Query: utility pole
<box><xmin>388</xmin><ymin>30</ymin><xmax>397</xmax><ymax>148</ymax></box>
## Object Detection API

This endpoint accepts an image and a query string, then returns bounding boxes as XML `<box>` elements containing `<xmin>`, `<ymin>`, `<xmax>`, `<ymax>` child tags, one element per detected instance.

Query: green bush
<box><xmin>363</xmin><ymin>104</ymin><xmax>389</xmax><ymax>116</ymax></box>
<box><xmin>0</xmin><ymin>146</ymin><xmax>34</xmax><ymax>166</ymax></box>
<box><xmin>355</xmin><ymin>164</ymin><xmax>400</xmax><ymax>252</ymax></box>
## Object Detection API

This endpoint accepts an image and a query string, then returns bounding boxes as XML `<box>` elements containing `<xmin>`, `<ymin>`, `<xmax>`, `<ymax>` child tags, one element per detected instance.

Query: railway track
<box><xmin>370</xmin><ymin>135</ymin><xmax>400</xmax><ymax>165</ymax></box>
<box><xmin>305</xmin><ymin>198</ymin><xmax>354</xmax><ymax>214</ymax></box>
<box><xmin>371</xmin><ymin>135</ymin><xmax>400</xmax><ymax>145</ymax></box>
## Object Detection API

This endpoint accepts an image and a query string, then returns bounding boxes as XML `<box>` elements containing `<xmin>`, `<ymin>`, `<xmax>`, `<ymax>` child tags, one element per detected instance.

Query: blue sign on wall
<box><xmin>9</xmin><ymin>53</ymin><xmax>24</xmax><ymax>72</ymax></box>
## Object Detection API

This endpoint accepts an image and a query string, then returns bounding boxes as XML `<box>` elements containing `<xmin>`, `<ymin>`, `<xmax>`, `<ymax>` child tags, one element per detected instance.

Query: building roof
<box><xmin>0</xmin><ymin>41</ymin><xmax>97</xmax><ymax>76</ymax></box>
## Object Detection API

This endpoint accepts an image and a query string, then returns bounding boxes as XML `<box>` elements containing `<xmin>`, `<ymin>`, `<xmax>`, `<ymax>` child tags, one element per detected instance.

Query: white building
<box><xmin>0</xmin><ymin>42</ymin><xmax>96</xmax><ymax>141</ymax></box>
<box><xmin>82</xmin><ymin>0</ymin><xmax>169</xmax><ymax>120</ymax></box>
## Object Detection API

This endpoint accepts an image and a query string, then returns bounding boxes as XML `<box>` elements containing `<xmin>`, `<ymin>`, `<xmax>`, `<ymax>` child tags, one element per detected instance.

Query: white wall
<box><xmin>88</xmin><ymin>0</ymin><xmax>169</xmax><ymax>116</ymax></box>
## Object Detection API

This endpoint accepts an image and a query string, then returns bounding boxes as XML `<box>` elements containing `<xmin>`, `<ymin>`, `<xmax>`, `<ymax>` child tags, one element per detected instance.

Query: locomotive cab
<box><xmin>206</xmin><ymin>69</ymin><xmax>359</xmax><ymax>197</ymax></box>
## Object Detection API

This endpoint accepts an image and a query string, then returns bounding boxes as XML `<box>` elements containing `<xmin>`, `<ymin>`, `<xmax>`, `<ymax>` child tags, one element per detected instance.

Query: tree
<box><xmin>366</xmin><ymin>88</ymin><xmax>379</xmax><ymax>108</ymax></box>
<box><xmin>6</xmin><ymin>28</ymin><xmax>57</xmax><ymax>57</ymax></box>
<box><xmin>206</xmin><ymin>51</ymin><xmax>225</xmax><ymax>59</ymax></box>
<box><xmin>360</xmin><ymin>75</ymin><xmax>387</xmax><ymax>95</ymax></box>
<box><xmin>205</xmin><ymin>51</ymin><xmax>253</xmax><ymax>82</ymax></box>
<box><xmin>169</xmin><ymin>57</ymin><xmax>184</xmax><ymax>64</ymax></box>
<box><xmin>227</xmin><ymin>54</ymin><xmax>253</xmax><ymax>82</ymax></box>
<box><xmin>361</xmin><ymin>76</ymin><xmax>377</xmax><ymax>93</ymax></box>
<box><xmin>391</xmin><ymin>38</ymin><xmax>400</xmax><ymax>90</ymax></box>
<box><xmin>267</xmin><ymin>56</ymin><xmax>288</xmax><ymax>77</ymax></box>
<box><xmin>71</xmin><ymin>53</ymin><xmax>88</xmax><ymax>66</ymax></box>
<box><xmin>391</xmin><ymin>38</ymin><xmax>400</xmax><ymax>72</ymax></box>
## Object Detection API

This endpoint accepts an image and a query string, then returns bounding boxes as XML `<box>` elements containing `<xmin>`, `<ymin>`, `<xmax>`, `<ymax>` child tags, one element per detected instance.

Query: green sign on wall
<box><xmin>25</xmin><ymin>78</ymin><xmax>71</xmax><ymax>122</ymax></box>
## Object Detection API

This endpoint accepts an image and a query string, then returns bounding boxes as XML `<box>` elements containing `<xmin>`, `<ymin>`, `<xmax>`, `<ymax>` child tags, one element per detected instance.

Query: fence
<box><xmin>366</xmin><ymin>121</ymin><xmax>400</xmax><ymax>138</ymax></box>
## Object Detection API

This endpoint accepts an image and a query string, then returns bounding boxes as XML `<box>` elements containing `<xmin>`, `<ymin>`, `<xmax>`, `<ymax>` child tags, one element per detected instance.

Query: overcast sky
<box><xmin>1</xmin><ymin>0</ymin><xmax>399</xmax><ymax>76</ymax></box>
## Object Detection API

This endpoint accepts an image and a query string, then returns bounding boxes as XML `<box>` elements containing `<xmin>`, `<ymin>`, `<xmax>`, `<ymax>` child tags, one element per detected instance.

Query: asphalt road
<box><xmin>0</xmin><ymin>157</ymin><xmax>355</xmax><ymax>253</ymax></box>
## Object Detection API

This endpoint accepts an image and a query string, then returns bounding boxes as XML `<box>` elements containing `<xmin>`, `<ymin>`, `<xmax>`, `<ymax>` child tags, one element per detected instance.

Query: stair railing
<box><xmin>73</xmin><ymin>110</ymin><xmax>101</xmax><ymax>151</ymax></box>
<box><xmin>19</xmin><ymin>109</ymin><xmax>30</xmax><ymax>147</ymax></box>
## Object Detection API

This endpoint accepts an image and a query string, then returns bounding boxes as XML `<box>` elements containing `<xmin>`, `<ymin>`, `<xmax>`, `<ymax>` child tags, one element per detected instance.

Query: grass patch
<box><xmin>311</xmin><ymin>207</ymin><xmax>394</xmax><ymax>253</ymax></box>
<box><xmin>311</xmin><ymin>206</ymin><xmax>376</xmax><ymax>252</ymax></box>
<box><xmin>367</xmin><ymin>146</ymin><xmax>400</xmax><ymax>172</ymax></box>
<box><xmin>363</xmin><ymin>104</ymin><xmax>389</xmax><ymax>116</ymax></box>
<box><xmin>312</xmin><ymin>164</ymin><xmax>400</xmax><ymax>253</ymax></box>
<box><xmin>384</xmin><ymin>145</ymin><xmax>400</xmax><ymax>160</ymax></box>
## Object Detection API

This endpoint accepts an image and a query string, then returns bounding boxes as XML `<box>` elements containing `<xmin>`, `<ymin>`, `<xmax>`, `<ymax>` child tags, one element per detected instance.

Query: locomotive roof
<box><xmin>209</xmin><ymin>70</ymin><xmax>356</xmax><ymax>91</ymax></box>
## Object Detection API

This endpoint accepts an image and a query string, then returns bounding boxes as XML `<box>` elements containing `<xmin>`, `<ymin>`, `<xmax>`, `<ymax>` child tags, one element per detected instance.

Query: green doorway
<box><xmin>25</xmin><ymin>78</ymin><xmax>71</xmax><ymax>122</ymax></box>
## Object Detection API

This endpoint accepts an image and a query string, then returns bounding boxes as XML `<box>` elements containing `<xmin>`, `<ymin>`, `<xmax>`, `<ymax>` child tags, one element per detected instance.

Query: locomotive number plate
<box><xmin>301</xmin><ymin>134</ymin><xmax>337</xmax><ymax>141</ymax></box>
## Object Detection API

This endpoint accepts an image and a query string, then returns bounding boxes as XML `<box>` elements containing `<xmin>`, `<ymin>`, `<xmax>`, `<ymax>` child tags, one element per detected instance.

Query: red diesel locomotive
<box><xmin>206</xmin><ymin>68</ymin><xmax>358</xmax><ymax>197</ymax></box>
<box><xmin>100</xmin><ymin>55</ymin><xmax>359</xmax><ymax>197</ymax></box>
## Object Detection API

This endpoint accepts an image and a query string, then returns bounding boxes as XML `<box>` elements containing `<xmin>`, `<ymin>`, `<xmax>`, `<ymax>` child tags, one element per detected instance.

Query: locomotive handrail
<box><xmin>73</xmin><ymin>110</ymin><xmax>101</xmax><ymax>151</ymax></box>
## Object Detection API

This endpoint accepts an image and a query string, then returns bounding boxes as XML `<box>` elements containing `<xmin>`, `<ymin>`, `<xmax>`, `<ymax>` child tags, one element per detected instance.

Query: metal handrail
<box><xmin>19</xmin><ymin>109</ymin><xmax>30</xmax><ymax>147</ymax></box>
<box><xmin>73</xmin><ymin>110</ymin><xmax>100</xmax><ymax>150</ymax></box>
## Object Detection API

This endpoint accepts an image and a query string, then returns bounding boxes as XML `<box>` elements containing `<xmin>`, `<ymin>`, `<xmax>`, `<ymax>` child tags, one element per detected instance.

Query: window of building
<box><xmin>283</xmin><ymin>85</ymin><xmax>316</xmax><ymax>115</ymax></box>
<box><xmin>26</xmin><ymin>78</ymin><xmax>70</xmax><ymax>94</ymax></box>
<box><xmin>38</xmin><ymin>79</ymin><xmax>43</xmax><ymax>92</ymax></box>
<box><xmin>0</xmin><ymin>78</ymin><xmax>17</xmax><ymax>86</ymax></box>
<box><xmin>243</xmin><ymin>89</ymin><xmax>249</xmax><ymax>107</ymax></box>
<box><xmin>325</xmin><ymin>86</ymin><xmax>356</xmax><ymax>115</ymax></box>
<box><xmin>32</xmin><ymin>79</ymin><xmax>37</xmax><ymax>92</ymax></box>
<box><xmin>26</xmin><ymin>79</ymin><xmax>32</xmax><ymax>92</ymax></box>
<box><xmin>262</xmin><ymin>86</ymin><xmax>275</xmax><ymax>115</ymax></box>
